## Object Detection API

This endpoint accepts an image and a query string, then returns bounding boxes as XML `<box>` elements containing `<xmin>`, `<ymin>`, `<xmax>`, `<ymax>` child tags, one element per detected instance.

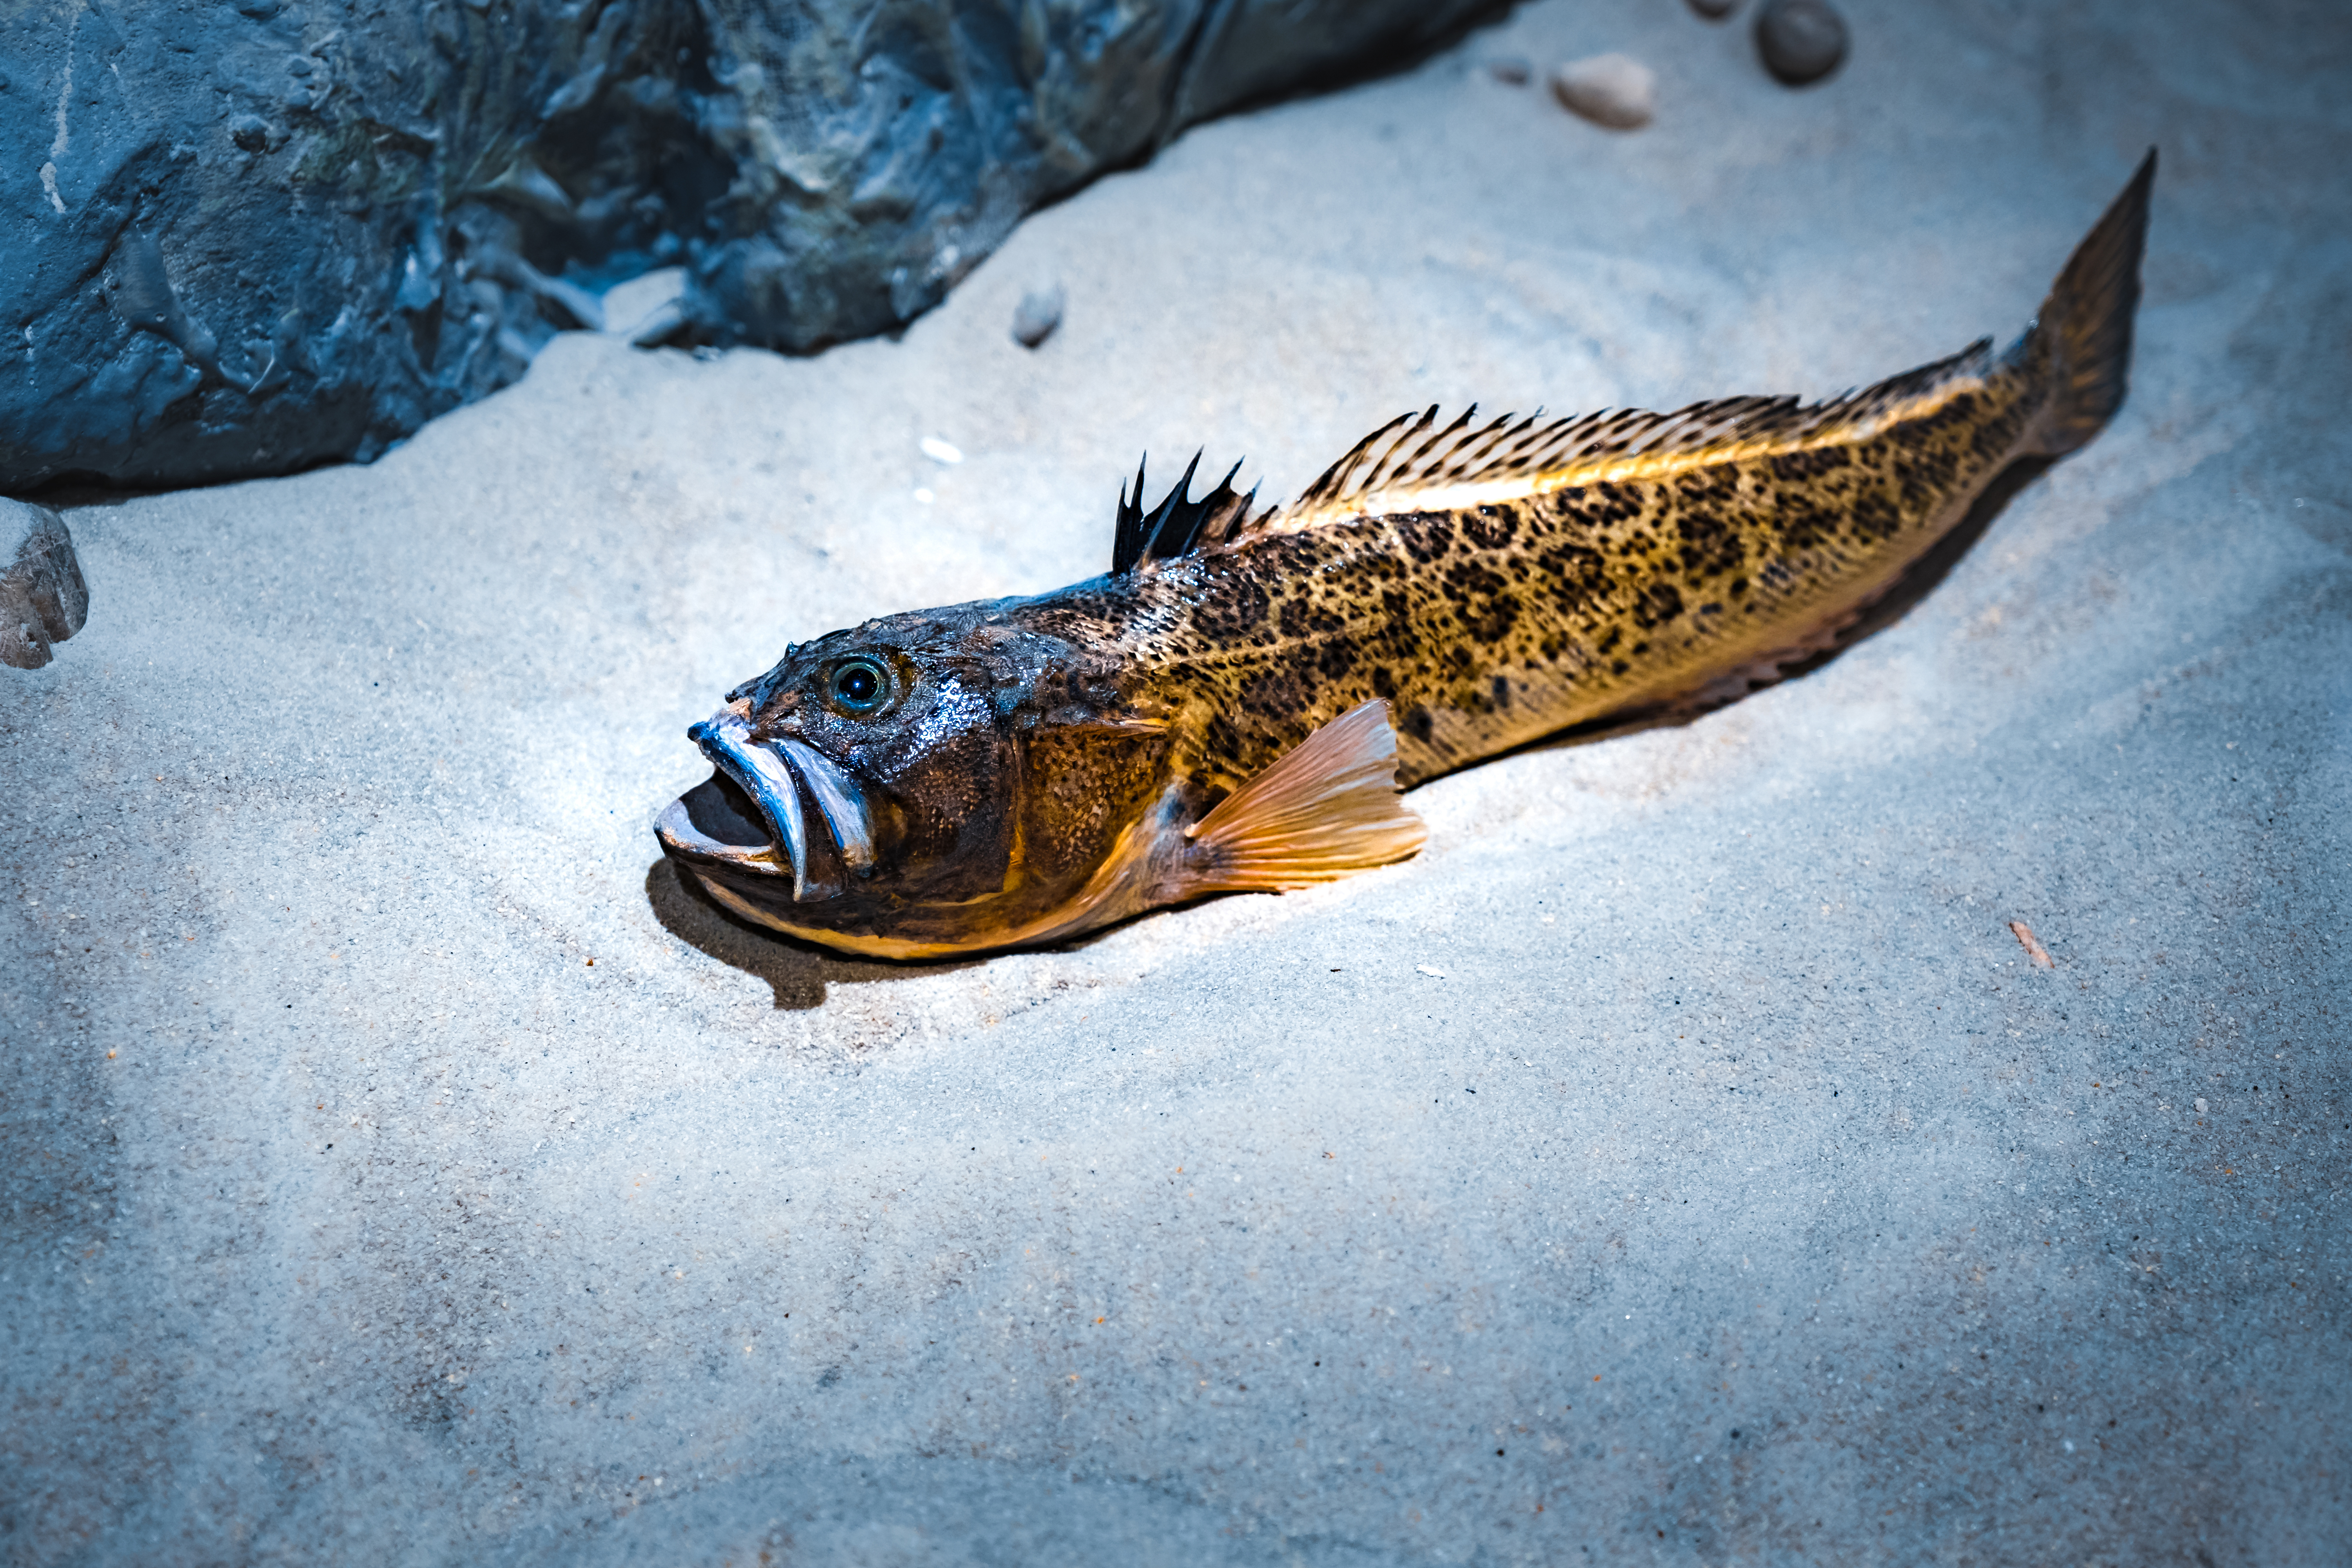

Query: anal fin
<box><xmin>1181</xmin><ymin>701</ymin><xmax>1427</xmax><ymax>893</ymax></box>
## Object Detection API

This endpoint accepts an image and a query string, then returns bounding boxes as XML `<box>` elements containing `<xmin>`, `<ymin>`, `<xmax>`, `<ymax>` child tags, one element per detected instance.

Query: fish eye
<box><xmin>825</xmin><ymin>656</ymin><xmax>891</xmax><ymax>715</ymax></box>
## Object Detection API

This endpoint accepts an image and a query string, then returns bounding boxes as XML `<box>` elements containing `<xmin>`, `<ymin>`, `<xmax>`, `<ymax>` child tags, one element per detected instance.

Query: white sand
<box><xmin>7</xmin><ymin>0</ymin><xmax>2348</xmax><ymax>1561</ymax></box>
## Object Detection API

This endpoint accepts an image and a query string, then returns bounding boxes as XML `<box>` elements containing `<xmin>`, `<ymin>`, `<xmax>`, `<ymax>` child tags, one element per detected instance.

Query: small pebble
<box><xmin>600</xmin><ymin>265</ymin><xmax>687</xmax><ymax>342</ymax></box>
<box><xmin>1011</xmin><ymin>284</ymin><xmax>1063</xmax><ymax>349</ymax></box>
<box><xmin>1755</xmin><ymin>0</ymin><xmax>1847</xmax><ymax>85</ymax></box>
<box><xmin>1</xmin><ymin>500</ymin><xmax>89</xmax><ymax>671</ymax></box>
<box><xmin>1687</xmin><ymin>0</ymin><xmax>1739</xmax><ymax>18</ymax></box>
<box><xmin>1550</xmin><ymin>53</ymin><xmax>1655</xmax><ymax>131</ymax></box>
<box><xmin>919</xmin><ymin>436</ymin><xmax>963</xmax><ymax>465</ymax></box>
<box><xmin>1486</xmin><ymin>56</ymin><xmax>1532</xmax><ymax>86</ymax></box>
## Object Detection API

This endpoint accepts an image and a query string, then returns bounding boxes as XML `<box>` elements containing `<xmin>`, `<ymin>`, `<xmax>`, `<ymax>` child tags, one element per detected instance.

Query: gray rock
<box><xmin>1551</xmin><ymin>53</ymin><xmax>1658</xmax><ymax>131</ymax></box>
<box><xmin>0</xmin><ymin>0</ymin><xmax>1503</xmax><ymax>496</ymax></box>
<box><xmin>1011</xmin><ymin>284</ymin><xmax>1065</xmax><ymax>350</ymax></box>
<box><xmin>0</xmin><ymin>501</ymin><xmax>87</xmax><ymax>670</ymax></box>
<box><xmin>1756</xmin><ymin>0</ymin><xmax>1849</xmax><ymax>85</ymax></box>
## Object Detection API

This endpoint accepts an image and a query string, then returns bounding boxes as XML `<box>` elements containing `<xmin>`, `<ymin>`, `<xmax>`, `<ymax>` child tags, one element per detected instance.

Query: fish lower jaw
<box><xmin>693</xmin><ymin>874</ymin><xmax>985</xmax><ymax>960</ymax></box>
<box><xmin>654</xmin><ymin>822</ymin><xmax>789</xmax><ymax>878</ymax></box>
<box><xmin>654</xmin><ymin>777</ymin><xmax>793</xmax><ymax>878</ymax></box>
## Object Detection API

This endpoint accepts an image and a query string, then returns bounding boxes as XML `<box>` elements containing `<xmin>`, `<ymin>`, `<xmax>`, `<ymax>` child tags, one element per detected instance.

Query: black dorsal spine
<box><xmin>1111</xmin><ymin>453</ymin><xmax>1250</xmax><ymax>573</ymax></box>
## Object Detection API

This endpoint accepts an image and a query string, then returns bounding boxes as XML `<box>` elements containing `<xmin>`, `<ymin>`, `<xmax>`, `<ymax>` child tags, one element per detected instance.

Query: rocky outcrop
<box><xmin>0</xmin><ymin>0</ymin><xmax>1501</xmax><ymax>495</ymax></box>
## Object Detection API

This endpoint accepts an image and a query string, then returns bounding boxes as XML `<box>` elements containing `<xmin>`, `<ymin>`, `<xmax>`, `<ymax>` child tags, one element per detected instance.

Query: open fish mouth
<box><xmin>654</xmin><ymin>707</ymin><xmax>875</xmax><ymax>901</ymax></box>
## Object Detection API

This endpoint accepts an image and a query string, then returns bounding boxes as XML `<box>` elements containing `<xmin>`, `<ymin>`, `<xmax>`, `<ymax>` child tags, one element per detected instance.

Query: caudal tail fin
<box><xmin>2024</xmin><ymin>149</ymin><xmax>2156</xmax><ymax>456</ymax></box>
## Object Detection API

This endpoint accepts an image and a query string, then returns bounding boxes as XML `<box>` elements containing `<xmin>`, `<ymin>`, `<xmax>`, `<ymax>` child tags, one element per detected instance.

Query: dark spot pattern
<box><xmin>1675</xmin><ymin>511</ymin><xmax>1745</xmax><ymax>581</ymax></box>
<box><xmin>1442</xmin><ymin>559</ymin><xmax>1520</xmax><ymax>642</ymax></box>
<box><xmin>1535</xmin><ymin>542</ymin><xmax>1610</xmax><ymax>594</ymax></box>
<box><xmin>1399</xmin><ymin>515</ymin><xmax>1456</xmax><ymax>564</ymax></box>
<box><xmin>1632</xmin><ymin>583</ymin><xmax>1683</xmax><ymax>630</ymax></box>
<box><xmin>1461</xmin><ymin>506</ymin><xmax>1518</xmax><ymax>550</ymax></box>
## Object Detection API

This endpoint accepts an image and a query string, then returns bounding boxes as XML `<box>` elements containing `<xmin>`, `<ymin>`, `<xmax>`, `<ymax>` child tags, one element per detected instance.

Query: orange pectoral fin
<box><xmin>1179</xmin><ymin>700</ymin><xmax>1428</xmax><ymax>893</ymax></box>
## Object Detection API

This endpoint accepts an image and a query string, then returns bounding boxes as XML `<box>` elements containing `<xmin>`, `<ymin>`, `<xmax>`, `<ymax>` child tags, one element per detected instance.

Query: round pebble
<box><xmin>1687</xmin><ymin>0</ymin><xmax>1739</xmax><ymax>19</ymax></box>
<box><xmin>1011</xmin><ymin>283</ymin><xmax>1064</xmax><ymax>349</ymax></box>
<box><xmin>1549</xmin><ymin>53</ymin><xmax>1656</xmax><ymax>132</ymax></box>
<box><xmin>1755</xmin><ymin>0</ymin><xmax>1847</xmax><ymax>85</ymax></box>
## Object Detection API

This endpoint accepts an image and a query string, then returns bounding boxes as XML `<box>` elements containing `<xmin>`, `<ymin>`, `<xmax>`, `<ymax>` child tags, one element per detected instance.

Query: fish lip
<box><xmin>654</xmin><ymin>773</ymin><xmax>787</xmax><ymax>876</ymax></box>
<box><xmin>657</xmin><ymin>710</ymin><xmax>877</xmax><ymax>902</ymax></box>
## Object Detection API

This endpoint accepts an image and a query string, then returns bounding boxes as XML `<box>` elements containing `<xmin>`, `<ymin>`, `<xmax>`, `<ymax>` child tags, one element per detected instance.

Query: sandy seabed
<box><xmin>5</xmin><ymin>1</ymin><xmax>2348</xmax><ymax>1563</ymax></box>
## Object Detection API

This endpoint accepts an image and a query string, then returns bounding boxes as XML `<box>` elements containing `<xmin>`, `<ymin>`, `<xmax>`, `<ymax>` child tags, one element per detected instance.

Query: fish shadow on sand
<box><xmin>643</xmin><ymin>858</ymin><xmax>981</xmax><ymax>1008</ymax></box>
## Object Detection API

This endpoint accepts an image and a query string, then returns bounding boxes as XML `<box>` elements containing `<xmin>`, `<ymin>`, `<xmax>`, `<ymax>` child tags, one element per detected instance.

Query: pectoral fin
<box><xmin>1180</xmin><ymin>700</ymin><xmax>1427</xmax><ymax>893</ymax></box>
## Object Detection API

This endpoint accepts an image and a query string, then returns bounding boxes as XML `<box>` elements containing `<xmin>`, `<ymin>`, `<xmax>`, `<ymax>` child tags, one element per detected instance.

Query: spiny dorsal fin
<box><xmin>1243</xmin><ymin>338</ymin><xmax>1997</xmax><ymax>539</ymax></box>
<box><xmin>1180</xmin><ymin>699</ymin><xmax>1427</xmax><ymax>893</ymax></box>
<box><xmin>1111</xmin><ymin>451</ymin><xmax>1259</xmax><ymax>574</ymax></box>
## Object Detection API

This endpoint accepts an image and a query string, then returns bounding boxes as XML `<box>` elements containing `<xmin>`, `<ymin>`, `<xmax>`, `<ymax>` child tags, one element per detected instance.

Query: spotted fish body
<box><xmin>1034</xmin><ymin>354</ymin><xmax>2048</xmax><ymax>795</ymax></box>
<box><xmin>658</xmin><ymin>156</ymin><xmax>2154</xmax><ymax>958</ymax></box>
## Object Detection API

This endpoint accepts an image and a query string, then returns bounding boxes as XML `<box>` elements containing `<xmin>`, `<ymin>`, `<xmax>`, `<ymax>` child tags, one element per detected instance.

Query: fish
<box><xmin>657</xmin><ymin>153</ymin><xmax>2156</xmax><ymax>960</ymax></box>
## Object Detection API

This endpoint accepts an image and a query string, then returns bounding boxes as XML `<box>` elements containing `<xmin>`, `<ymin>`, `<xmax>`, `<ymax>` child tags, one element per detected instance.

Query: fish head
<box><xmin>656</xmin><ymin>603</ymin><xmax>1151</xmax><ymax>954</ymax></box>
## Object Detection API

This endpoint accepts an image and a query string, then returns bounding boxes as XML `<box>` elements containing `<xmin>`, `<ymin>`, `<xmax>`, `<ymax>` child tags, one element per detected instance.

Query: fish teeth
<box><xmin>778</xmin><ymin>738</ymin><xmax>875</xmax><ymax>875</ymax></box>
<box><xmin>690</xmin><ymin>711</ymin><xmax>819</xmax><ymax>900</ymax></box>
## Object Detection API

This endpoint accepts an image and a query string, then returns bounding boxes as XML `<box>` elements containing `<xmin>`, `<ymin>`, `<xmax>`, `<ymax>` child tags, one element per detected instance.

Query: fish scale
<box><xmin>656</xmin><ymin>153</ymin><xmax>2154</xmax><ymax>958</ymax></box>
